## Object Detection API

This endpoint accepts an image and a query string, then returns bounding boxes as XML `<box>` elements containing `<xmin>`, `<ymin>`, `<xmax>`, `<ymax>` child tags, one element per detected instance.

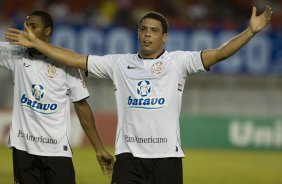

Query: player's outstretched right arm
<box><xmin>5</xmin><ymin>24</ymin><xmax>87</xmax><ymax>70</ymax></box>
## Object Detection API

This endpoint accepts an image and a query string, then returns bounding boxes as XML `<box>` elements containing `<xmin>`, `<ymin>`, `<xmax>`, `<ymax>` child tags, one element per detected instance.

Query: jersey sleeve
<box><xmin>66</xmin><ymin>67</ymin><xmax>89</xmax><ymax>102</ymax></box>
<box><xmin>87</xmin><ymin>54</ymin><xmax>121</xmax><ymax>79</ymax></box>
<box><xmin>0</xmin><ymin>41</ymin><xmax>23</xmax><ymax>71</ymax></box>
<box><xmin>170</xmin><ymin>51</ymin><xmax>206</xmax><ymax>75</ymax></box>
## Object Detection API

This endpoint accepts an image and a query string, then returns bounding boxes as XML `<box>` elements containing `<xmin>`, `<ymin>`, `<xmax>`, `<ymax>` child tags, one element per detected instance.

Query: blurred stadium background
<box><xmin>0</xmin><ymin>0</ymin><xmax>282</xmax><ymax>183</ymax></box>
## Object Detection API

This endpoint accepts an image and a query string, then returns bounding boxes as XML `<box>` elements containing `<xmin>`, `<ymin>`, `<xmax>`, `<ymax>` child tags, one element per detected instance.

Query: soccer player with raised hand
<box><xmin>6</xmin><ymin>5</ymin><xmax>272</xmax><ymax>184</ymax></box>
<box><xmin>1</xmin><ymin>10</ymin><xmax>113</xmax><ymax>184</ymax></box>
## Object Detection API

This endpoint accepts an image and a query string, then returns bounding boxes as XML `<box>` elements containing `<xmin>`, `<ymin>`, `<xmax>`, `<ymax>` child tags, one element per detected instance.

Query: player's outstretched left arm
<box><xmin>202</xmin><ymin>5</ymin><xmax>273</xmax><ymax>69</ymax></box>
<box><xmin>74</xmin><ymin>99</ymin><xmax>114</xmax><ymax>176</ymax></box>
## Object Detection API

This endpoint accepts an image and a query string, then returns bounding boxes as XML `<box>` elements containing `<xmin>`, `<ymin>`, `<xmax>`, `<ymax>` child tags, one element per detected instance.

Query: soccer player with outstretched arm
<box><xmin>1</xmin><ymin>10</ymin><xmax>113</xmax><ymax>184</ymax></box>
<box><xmin>6</xmin><ymin>5</ymin><xmax>272</xmax><ymax>184</ymax></box>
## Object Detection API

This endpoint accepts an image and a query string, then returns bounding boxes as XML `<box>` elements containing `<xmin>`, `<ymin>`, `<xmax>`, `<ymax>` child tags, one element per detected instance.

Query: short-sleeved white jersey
<box><xmin>0</xmin><ymin>42</ymin><xmax>89</xmax><ymax>157</ymax></box>
<box><xmin>87</xmin><ymin>50</ymin><xmax>206</xmax><ymax>158</ymax></box>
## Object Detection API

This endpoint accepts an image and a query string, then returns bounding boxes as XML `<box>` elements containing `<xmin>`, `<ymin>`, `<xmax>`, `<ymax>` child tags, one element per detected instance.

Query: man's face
<box><xmin>138</xmin><ymin>18</ymin><xmax>167</xmax><ymax>58</ymax></box>
<box><xmin>25</xmin><ymin>15</ymin><xmax>50</xmax><ymax>42</ymax></box>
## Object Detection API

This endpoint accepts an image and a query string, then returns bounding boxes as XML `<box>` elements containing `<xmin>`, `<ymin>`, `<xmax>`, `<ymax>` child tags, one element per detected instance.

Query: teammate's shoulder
<box><xmin>0</xmin><ymin>41</ymin><xmax>27</xmax><ymax>55</ymax></box>
<box><xmin>114</xmin><ymin>53</ymin><xmax>133</xmax><ymax>57</ymax></box>
<box><xmin>0</xmin><ymin>41</ymin><xmax>25</xmax><ymax>49</ymax></box>
<box><xmin>0</xmin><ymin>41</ymin><xmax>14</xmax><ymax>48</ymax></box>
<box><xmin>166</xmin><ymin>50</ymin><xmax>200</xmax><ymax>57</ymax></box>
<box><xmin>0</xmin><ymin>41</ymin><xmax>18</xmax><ymax>47</ymax></box>
<box><xmin>164</xmin><ymin>50</ymin><xmax>182</xmax><ymax>58</ymax></box>
<box><xmin>110</xmin><ymin>53</ymin><xmax>135</xmax><ymax>60</ymax></box>
<box><xmin>0</xmin><ymin>41</ymin><xmax>9</xmax><ymax>45</ymax></box>
<box><xmin>166</xmin><ymin>50</ymin><xmax>188</xmax><ymax>54</ymax></box>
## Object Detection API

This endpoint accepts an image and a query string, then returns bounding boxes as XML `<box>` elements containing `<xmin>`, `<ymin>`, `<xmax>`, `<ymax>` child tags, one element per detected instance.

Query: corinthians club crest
<box><xmin>46</xmin><ymin>64</ymin><xmax>57</xmax><ymax>78</ymax></box>
<box><xmin>151</xmin><ymin>61</ymin><xmax>164</xmax><ymax>74</ymax></box>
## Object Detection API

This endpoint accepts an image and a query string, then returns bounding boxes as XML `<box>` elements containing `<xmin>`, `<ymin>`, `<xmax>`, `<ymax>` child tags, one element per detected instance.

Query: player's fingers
<box><xmin>103</xmin><ymin>160</ymin><xmax>113</xmax><ymax>176</ymax></box>
<box><xmin>107</xmin><ymin>161</ymin><xmax>114</xmax><ymax>174</ymax></box>
<box><xmin>5</xmin><ymin>32</ymin><xmax>18</xmax><ymax>37</ymax></box>
<box><xmin>7</xmin><ymin>28</ymin><xmax>22</xmax><ymax>34</ymax></box>
<box><xmin>104</xmin><ymin>166</ymin><xmax>111</xmax><ymax>176</ymax></box>
<box><xmin>99</xmin><ymin>160</ymin><xmax>111</xmax><ymax>176</ymax></box>
<box><xmin>98</xmin><ymin>155</ymin><xmax>114</xmax><ymax>176</ymax></box>
<box><xmin>98</xmin><ymin>161</ymin><xmax>106</xmax><ymax>175</ymax></box>
<box><xmin>101</xmin><ymin>164</ymin><xmax>107</xmax><ymax>175</ymax></box>
<box><xmin>24</xmin><ymin>23</ymin><xmax>35</xmax><ymax>36</ymax></box>
<box><xmin>264</xmin><ymin>5</ymin><xmax>273</xmax><ymax>21</ymax></box>
<box><xmin>251</xmin><ymin>6</ymin><xmax>257</xmax><ymax>18</ymax></box>
<box><xmin>4</xmin><ymin>34</ymin><xmax>18</xmax><ymax>42</ymax></box>
<box><xmin>24</xmin><ymin>23</ymin><xmax>32</xmax><ymax>33</ymax></box>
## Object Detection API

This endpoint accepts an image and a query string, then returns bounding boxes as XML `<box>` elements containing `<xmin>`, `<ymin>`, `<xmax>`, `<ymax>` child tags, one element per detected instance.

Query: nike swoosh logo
<box><xmin>127</xmin><ymin>66</ymin><xmax>137</xmax><ymax>69</ymax></box>
<box><xmin>23</xmin><ymin>63</ymin><xmax>31</xmax><ymax>67</ymax></box>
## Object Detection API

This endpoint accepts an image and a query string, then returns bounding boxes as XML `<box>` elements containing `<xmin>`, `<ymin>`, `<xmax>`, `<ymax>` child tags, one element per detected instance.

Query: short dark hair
<box><xmin>28</xmin><ymin>10</ymin><xmax>53</xmax><ymax>35</ymax></box>
<box><xmin>138</xmin><ymin>11</ymin><xmax>169</xmax><ymax>33</ymax></box>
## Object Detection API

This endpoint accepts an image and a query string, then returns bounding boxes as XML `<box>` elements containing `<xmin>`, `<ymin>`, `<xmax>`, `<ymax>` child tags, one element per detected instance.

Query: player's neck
<box><xmin>138</xmin><ymin>50</ymin><xmax>165</xmax><ymax>60</ymax></box>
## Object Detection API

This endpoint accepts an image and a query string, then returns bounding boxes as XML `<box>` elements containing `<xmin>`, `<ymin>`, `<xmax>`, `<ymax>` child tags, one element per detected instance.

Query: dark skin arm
<box><xmin>74</xmin><ymin>99</ymin><xmax>114</xmax><ymax>176</ymax></box>
<box><xmin>6</xmin><ymin>24</ymin><xmax>87</xmax><ymax>70</ymax></box>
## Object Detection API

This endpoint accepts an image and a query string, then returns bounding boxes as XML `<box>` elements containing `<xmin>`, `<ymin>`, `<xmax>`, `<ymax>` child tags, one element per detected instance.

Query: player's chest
<box><xmin>120</xmin><ymin>59</ymin><xmax>182</xmax><ymax>83</ymax></box>
<box><xmin>20</xmin><ymin>58</ymin><xmax>66</xmax><ymax>81</ymax></box>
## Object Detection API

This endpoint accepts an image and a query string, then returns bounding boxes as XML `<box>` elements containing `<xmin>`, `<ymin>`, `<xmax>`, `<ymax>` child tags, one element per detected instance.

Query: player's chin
<box><xmin>141</xmin><ymin>46</ymin><xmax>153</xmax><ymax>53</ymax></box>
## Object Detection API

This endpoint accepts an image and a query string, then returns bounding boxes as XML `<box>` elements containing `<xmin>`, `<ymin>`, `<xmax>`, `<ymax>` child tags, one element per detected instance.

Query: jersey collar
<box><xmin>138</xmin><ymin>50</ymin><xmax>165</xmax><ymax>60</ymax></box>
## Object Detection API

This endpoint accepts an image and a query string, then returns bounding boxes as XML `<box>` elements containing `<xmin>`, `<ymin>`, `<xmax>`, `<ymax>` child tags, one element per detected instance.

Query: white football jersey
<box><xmin>0</xmin><ymin>42</ymin><xmax>89</xmax><ymax>157</ymax></box>
<box><xmin>87</xmin><ymin>50</ymin><xmax>206</xmax><ymax>158</ymax></box>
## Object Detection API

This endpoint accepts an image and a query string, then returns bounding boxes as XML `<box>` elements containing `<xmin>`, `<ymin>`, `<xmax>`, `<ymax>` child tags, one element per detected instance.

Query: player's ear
<box><xmin>45</xmin><ymin>27</ymin><xmax>52</xmax><ymax>37</ymax></box>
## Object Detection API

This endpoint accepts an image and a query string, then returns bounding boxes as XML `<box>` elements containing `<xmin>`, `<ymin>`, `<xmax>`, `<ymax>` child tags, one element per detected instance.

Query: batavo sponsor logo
<box><xmin>127</xmin><ymin>96</ymin><xmax>165</xmax><ymax>109</ymax></box>
<box><xmin>127</xmin><ymin>80</ymin><xmax>166</xmax><ymax>109</ymax></box>
<box><xmin>20</xmin><ymin>84</ymin><xmax>58</xmax><ymax>114</ymax></box>
<box><xmin>21</xmin><ymin>94</ymin><xmax>58</xmax><ymax>114</ymax></box>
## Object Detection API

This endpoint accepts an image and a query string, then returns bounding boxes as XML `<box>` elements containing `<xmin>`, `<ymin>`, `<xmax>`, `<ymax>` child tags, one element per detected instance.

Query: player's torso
<box><xmin>14</xmin><ymin>54</ymin><xmax>69</xmax><ymax>115</ymax></box>
<box><xmin>113</xmin><ymin>53</ymin><xmax>185</xmax><ymax>111</ymax></box>
<box><xmin>9</xmin><ymin>53</ymin><xmax>75</xmax><ymax>156</ymax></box>
<box><xmin>113</xmin><ymin>53</ymin><xmax>185</xmax><ymax>157</ymax></box>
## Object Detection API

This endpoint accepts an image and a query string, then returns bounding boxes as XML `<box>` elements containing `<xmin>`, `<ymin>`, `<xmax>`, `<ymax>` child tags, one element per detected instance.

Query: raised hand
<box><xmin>249</xmin><ymin>5</ymin><xmax>273</xmax><ymax>34</ymax></box>
<box><xmin>5</xmin><ymin>23</ymin><xmax>37</xmax><ymax>48</ymax></box>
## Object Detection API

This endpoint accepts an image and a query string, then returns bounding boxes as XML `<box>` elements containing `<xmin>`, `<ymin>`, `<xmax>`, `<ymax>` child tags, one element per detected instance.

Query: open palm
<box><xmin>249</xmin><ymin>5</ymin><xmax>273</xmax><ymax>34</ymax></box>
<box><xmin>5</xmin><ymin>23</ymin><xmax>37</xmax><ymax>48</ymax></box>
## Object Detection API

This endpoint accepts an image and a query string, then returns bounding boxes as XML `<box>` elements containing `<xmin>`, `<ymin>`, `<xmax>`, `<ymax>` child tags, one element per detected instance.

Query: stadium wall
<box><xmin>1</xmin><ymin>111</ymin><xmax>281</xmax><ymax>150</ymax></box>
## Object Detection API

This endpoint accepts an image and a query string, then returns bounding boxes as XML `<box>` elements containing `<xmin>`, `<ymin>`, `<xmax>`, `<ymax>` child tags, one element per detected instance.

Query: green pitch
<box><xmin>0</xmin><ymin>146</ymin><xmax>281</xmax><ymax>184</ymax></box>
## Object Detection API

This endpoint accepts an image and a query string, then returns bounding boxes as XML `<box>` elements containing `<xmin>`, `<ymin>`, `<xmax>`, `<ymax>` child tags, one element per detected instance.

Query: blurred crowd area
<box><xmin>0</xmin><ymin>0</ymin><xmax>281</xmax><ymax>30</ymax></box>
